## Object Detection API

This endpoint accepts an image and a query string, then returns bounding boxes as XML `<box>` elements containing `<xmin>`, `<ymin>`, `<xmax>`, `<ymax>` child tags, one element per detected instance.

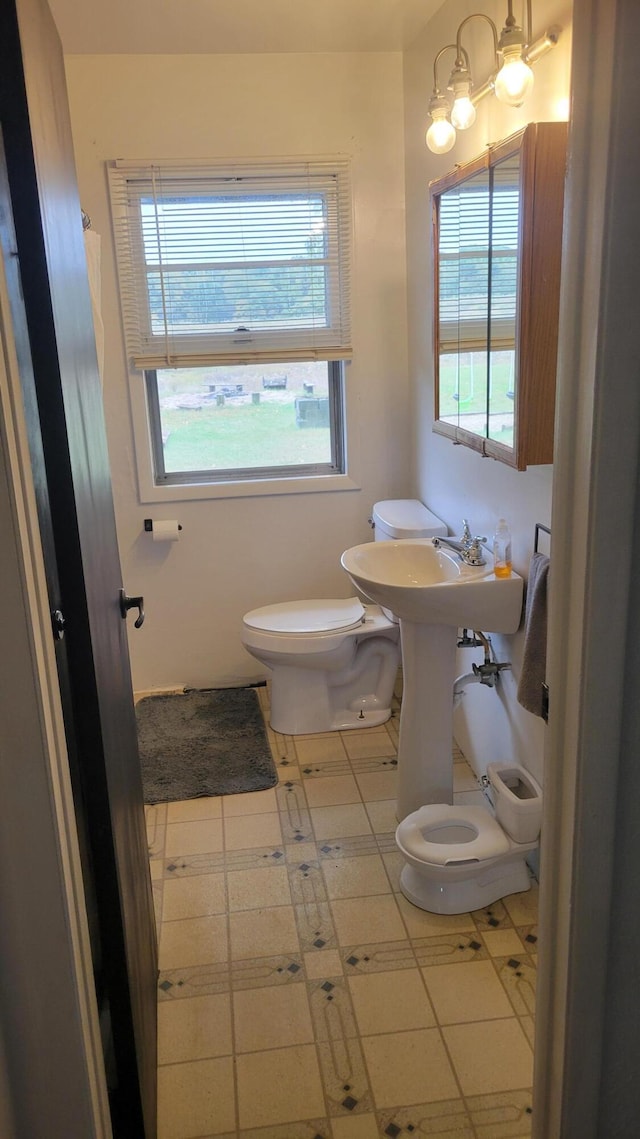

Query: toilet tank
<box><xmin>487</xmin><ymin>763</ymin><xmax>542</xmax><ymax>845</ymax></box>
<box><xmin>371</xmin><ymin>499</ymin><xmax>447</xmax><ymax>541</ymax></box>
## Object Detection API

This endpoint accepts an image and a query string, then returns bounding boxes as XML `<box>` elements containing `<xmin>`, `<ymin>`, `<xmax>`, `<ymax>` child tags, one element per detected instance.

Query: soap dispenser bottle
<box><xmin>492</xmin><ymin>518</ymin><xmax>512</xmax><ymax>578</ymax></box>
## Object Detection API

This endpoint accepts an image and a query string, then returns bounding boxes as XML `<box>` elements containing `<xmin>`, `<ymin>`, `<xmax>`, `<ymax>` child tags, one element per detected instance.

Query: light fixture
<box><xmin>449</xmin><ymin>17</ymin><xmax>498</xmax><ymax>133</ymax></box>
<box><xmin>449</xmin><ymin>60</ymin><xmax>477</xmax><ymax>130</ymax></box>
<box><xmin>495</xmin><ymin>3</ymin><xmax>534</xmax><ymax>106</ymax></box>
<box><xmin>425</xmin><ymin>1</ymin><xmax>561</xmax><ymax>154</ymax></box>
<box><xmin>425</xmin><ymin>47</ymin><xmax>459</xmax><ymax>154</ymax></box>
<box><xmin>426</xmin><ymin>95</ymin><xmax>457</xmax><ymax>154</ymax></box>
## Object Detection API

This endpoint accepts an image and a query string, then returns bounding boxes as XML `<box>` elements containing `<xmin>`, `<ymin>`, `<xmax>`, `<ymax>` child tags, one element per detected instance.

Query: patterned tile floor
<box><xmin>147</xmin><ymin>681</ymin><xmax>538</xmax><ymax>1139</ymax></box>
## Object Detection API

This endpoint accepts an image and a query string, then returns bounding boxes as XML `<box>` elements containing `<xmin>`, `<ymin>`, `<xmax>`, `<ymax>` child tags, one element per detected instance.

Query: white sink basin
<box><xmin>340</xmin><ymin>539</ymin><xmax>523</xmax><ymax>632</ymax></box>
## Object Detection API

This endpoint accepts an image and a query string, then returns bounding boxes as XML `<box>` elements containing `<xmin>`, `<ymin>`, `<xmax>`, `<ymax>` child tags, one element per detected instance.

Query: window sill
<box><xmin>136</xmin><ymin>471</ymin><xmax>361</xmax><ymax>504</ymax></box>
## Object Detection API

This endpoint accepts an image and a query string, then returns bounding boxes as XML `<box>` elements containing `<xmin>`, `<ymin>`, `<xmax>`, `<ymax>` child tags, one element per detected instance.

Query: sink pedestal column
<box><xmin>396</xmin><ymin>621</ymin><xmax>457</xmax><ymax>820</ymax></box>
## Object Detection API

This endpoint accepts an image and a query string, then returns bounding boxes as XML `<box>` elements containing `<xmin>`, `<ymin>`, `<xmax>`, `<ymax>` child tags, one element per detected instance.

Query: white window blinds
<box><xmin>108</xmin><ymin>159</ymin><xmax>353</xmax><ymax>369</ymax></box>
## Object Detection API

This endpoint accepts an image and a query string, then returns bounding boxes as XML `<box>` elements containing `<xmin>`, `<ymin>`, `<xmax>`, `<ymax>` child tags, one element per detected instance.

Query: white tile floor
<box><xmin>147</xmin><ymin>682</ymin><xmax>538</xmax><ymax>1138</ymax></box>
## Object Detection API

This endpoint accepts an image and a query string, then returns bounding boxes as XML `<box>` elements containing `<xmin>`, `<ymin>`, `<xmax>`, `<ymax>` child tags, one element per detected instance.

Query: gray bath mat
<box><xmin>136</xmin><ymin>687</ymin><xmax>277</xmax><ymax>804</ymax></box>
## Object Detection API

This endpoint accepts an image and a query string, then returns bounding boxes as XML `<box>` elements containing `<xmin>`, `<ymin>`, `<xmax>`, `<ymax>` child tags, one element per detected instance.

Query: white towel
<box><xmin>517</xmin><ymin>552</ymin><xmax>550</xmax><ymax>717</ymax></box>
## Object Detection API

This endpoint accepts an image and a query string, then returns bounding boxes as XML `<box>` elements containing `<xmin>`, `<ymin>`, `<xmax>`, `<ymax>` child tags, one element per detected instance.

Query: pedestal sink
<box><xmin>340</xmin><ymin>540</ymin><xmax>523</xmax><ymax>820</ymax></box>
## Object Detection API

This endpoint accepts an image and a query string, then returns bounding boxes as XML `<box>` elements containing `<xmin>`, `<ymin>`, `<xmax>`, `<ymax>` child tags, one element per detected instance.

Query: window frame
<box><xmin>144</xmin><ymin>360</ymin><xmax>346</xmax><ymax>487</ymax></box>
<box><xmin>109</xmin><ymin>156</ymin><xmax>358</xmax><ymax>500</ymax></box>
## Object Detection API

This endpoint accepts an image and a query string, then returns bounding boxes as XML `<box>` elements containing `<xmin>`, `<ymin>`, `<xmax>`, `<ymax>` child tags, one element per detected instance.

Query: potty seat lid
<box><xmin>396</xmin><ymin>804</ymin><xmax>509</xmax><ymax>866</ymax></box>
<box><xmin>244</xmin><ymin>597</ymin><xmax>366</xmax><ymax>635</ymax></box>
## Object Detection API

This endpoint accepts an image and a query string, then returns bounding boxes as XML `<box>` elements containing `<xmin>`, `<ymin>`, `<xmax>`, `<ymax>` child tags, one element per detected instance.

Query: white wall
<box><xmin>403</xmin><ymin>0</ymin><xmax>572</xmax><ymax>784</ymax></box>
<box><xmin>64</xmin><ymin>52</ymin><xmax>410</xmax><ymax>691</ymax></box>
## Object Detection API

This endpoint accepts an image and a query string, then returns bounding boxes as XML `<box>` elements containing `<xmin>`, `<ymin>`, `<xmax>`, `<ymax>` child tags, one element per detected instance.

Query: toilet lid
<box><xmin>243</xmin><ymin>597</ymin><xmax>366</xmax><ymax>635</ymax></box>
<box><xmin>396</xmin><ymin>804</ymin><xmax>509</xmax><ymax>866</ymax></box>
<box><xmin>372</xmin><ymin>499</ymin><xmax>447</xmax><ymax>539</ymax></box>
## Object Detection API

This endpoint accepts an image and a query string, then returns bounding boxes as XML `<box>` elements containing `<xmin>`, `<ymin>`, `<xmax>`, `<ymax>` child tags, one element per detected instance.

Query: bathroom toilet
<box><xmin>241</xmin><ymin>499</ymin><xmax>446</xmax><ymax>735</ymax></box>
<box><xmin>395</xmin><ymin>763</ymin><xmax>542</xmax><ymax>914</ymax></box>
<box><xmin>242</xmin><ymin>597</ymin><xmax>399</xmax><ymax>735</ymax></box>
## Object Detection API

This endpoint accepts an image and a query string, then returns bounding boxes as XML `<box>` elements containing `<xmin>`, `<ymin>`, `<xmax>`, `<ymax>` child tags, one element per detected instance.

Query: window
<box><xmin>146</xmin><ymin>360</ymin><xmax>344</xmax><ymax>484</ymax></box>
<box><xmin>109</xmin><ymin>159</ymin><xmax>352</xmax><ymax>490</ymax></box>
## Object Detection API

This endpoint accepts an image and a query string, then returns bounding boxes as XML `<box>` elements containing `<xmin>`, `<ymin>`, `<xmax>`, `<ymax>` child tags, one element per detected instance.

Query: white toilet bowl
<box><xmin>395</xmin><ymin>764</ymin><xmax>542</xmax><ymax>914</ymax></box>
<box><xmin>242</xmin><ymin>597</ymin><xmax>400</xmax><ymax>735</ymax></box>
<box><xmin>241</xmin><ymin>499</ymin><xmax>446</xmax><ymax>735</ymax></box>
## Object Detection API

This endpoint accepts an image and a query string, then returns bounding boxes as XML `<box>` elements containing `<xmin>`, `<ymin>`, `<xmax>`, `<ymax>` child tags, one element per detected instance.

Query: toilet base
<box><xmin>399</xmin><ymin>855</ymin><xmax>532</xmax><ymax>915</ymax></box>
<box><xmin>271</xmin><ymin>700</ymin><xmax>393</xmax><ymax>735</ymax></box>
<box><xmin>327</xmin><ymin>707</ymin><xmax>393</xmax><ymax>732</ymax></box>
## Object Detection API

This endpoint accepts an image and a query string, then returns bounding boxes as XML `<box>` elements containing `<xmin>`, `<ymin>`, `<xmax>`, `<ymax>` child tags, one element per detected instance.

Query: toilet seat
<box><xmin>396</xmin><ymin>804</ymin><xmax>510</xmax><ymax>866</ymax></box>
<box><xmin>244</xmin><ymin>597</ymin><xmax>366</xmax><ymax>635</ymax></box>
<box><xmin>242</xmin><ymin>598</ymin><xmax>378</xmax><ymax>656</ymax></box>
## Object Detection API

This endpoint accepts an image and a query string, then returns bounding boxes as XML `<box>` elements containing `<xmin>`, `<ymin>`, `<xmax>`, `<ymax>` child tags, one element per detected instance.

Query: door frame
<box><xmin>534</xmin><ymin>0</ymin><xmax>640</xmax><ymax>1133</ymax></box>
<box><xmin>0</xmin><ymin>218</ymin><xmax>110</xmax><ymax>1138</ymax></box>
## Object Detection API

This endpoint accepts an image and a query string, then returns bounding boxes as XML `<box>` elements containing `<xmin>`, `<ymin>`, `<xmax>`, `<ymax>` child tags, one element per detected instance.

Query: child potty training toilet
<box><xmin>395</xmin><ymin>763</ymin><xmax>542</xmax><ymax>914</ymax></box>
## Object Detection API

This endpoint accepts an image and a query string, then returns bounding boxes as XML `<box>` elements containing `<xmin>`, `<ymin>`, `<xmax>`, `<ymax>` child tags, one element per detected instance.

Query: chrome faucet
<box><xmin>433</xmin><ymin>520</ymin><xmax>487</xmax><ymax>566</ymax></box>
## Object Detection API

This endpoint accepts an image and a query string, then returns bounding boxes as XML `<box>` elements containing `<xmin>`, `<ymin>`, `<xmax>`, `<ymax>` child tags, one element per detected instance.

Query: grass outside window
<box><xmin>147</xmin><ymin>360</ymin><xmax>344</xmax><ymax>483</ymax></box>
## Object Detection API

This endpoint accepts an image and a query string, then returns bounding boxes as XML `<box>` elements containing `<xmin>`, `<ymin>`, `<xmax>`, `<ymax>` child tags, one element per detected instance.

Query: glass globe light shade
<box><xmin>451</xmin><ymin>95</ymin><xmax>477</xmax><ymax>130</ymax></box>
<box><xmin>426</xmin><ymin>110</ymin><xmax>456</xmax><ymax>154</ymax></box>
<box><xmin>494</xmin><ymin>47</ymin><xmax>534</xmax><ymax>106</ymax></box>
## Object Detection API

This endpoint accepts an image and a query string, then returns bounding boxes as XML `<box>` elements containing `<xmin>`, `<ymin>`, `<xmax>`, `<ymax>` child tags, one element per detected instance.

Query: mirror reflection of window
<box><xmin>437</xmin><ymin>157</ymin><xmax>520</xmax><ymax>445</ymax></box>
<box><xmin>488</xmin><ymin>155</ymin><xmax>519</xmax><ymax>447</ymax></box>
<box><xmin>438</xmin><ymin>169</ymin><xmax>490</xmax><ymax>433</ymax></box>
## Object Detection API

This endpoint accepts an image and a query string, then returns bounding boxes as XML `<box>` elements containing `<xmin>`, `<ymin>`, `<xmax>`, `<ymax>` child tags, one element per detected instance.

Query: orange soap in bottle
<box><xmin>492</xmin><ymin>518</ymin><xmax>512</xmax><ymax>578</ymax></box>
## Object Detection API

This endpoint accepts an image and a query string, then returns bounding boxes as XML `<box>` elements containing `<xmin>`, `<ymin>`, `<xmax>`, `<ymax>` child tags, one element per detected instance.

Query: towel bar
<box><xmin>534</xmin><ymin>522</ymin><xmax>551</xmax><ymax>553</ymax></box>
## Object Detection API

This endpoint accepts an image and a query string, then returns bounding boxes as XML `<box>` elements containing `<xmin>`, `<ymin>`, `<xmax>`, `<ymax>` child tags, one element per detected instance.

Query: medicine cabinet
<box><xmin>431</xmin><ymin>121</ymin><xmax>567</xmax><ymax>470</ymax></box>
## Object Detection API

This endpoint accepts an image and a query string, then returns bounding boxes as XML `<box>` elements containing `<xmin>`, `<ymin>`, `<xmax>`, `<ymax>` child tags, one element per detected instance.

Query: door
<box><xmin>0</xmin><ymin>1</ymin><xmax>157</xmax><ymax>1134</ymax></box>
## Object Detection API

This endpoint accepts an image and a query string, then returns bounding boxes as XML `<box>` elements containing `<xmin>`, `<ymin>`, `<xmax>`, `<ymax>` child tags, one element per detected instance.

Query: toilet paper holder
<box><xmin>144</xmin><ymin>519</ymin><xmax>183</xmax><ymax>533</ymax></box>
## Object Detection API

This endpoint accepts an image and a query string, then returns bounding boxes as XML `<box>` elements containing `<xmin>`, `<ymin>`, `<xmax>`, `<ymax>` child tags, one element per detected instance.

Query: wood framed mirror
<box><xmin>431</xmin><ymin>121</ymin><xmax>567</xmax><ymax>470</ymax></box>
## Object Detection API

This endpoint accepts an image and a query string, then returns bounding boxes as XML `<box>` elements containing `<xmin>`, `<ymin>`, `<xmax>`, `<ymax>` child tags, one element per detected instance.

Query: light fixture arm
<box><xmin>504</xmin><ymin>0</ymin><xmax>533</xmax><ymax>44</ymax></box>
<box><xmin>454</xmin><ymin>13</ymin><xmax>500</xmax><ymax>72</ymax></box>
<box><xmin>431</xmin><ymin>43</ymin><xmax>461</xmax><ymax>95</ymax></box>
<box><xmin>524</xmin><ymin>23</ymin><xmax>561</xmax><ymax>65</ymax></box>
<box><xmin>525</xmin><ymin>0</ymin><xmax>533</xmax><ymax>45</ymax></box>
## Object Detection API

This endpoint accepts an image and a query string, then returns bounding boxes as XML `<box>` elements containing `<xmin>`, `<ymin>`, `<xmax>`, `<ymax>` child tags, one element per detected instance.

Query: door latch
<box><xmin>51</xmin><ymin>609</ymin><xmax>66</xmax><ymax>641</ymax></box>
<box><xmin>119</xmin><ymin>589</ymin><xmax>145</xmax><ymax>629</ymax></box>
